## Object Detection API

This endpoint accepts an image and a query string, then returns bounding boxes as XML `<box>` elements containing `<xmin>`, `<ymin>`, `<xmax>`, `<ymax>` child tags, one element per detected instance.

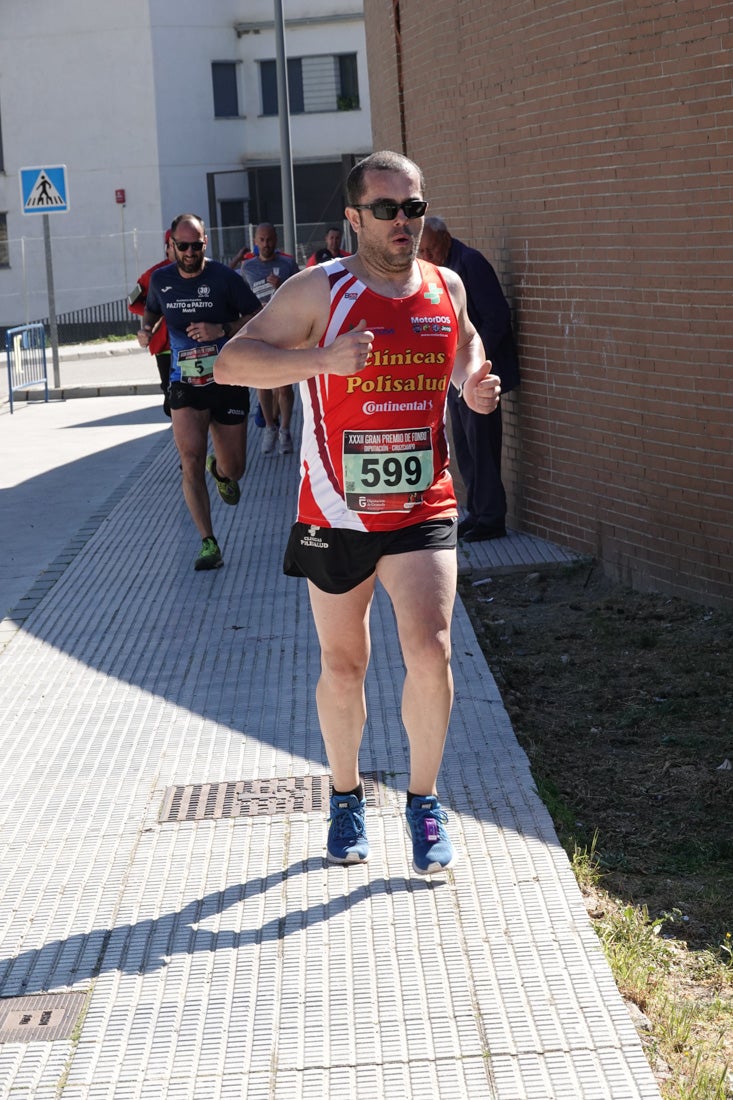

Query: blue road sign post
<box><xmin>19</xmin><ymin>166</ymin><xmax>69</xmax><ymax>386</ymax></box>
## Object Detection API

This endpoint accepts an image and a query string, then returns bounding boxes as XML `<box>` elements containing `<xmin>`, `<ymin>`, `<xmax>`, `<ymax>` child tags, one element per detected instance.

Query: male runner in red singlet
<box><xmin>215</xmin><ymin>151</ymin><xmax>500</xmax><ymax>874</ymax></box>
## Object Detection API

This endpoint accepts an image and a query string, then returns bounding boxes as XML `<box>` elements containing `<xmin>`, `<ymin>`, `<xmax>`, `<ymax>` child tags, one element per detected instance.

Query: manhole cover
<box><xmin>159</xmin><ymin>772</ymin><xmax>388</xmax><ymax>824</ymax></box>
<box><xmin>0</xmin><ymin>992</ymin><xmax>86</xmax><ymax>1043</ymax></box>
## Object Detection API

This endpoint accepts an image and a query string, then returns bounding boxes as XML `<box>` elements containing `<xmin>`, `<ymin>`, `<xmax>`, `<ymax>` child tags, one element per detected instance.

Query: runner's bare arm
<box><xmin>224</xmin><ymin>307</ymin><xmax>261</xmax><ymax>337</ymax></box>
<box><xmin>186</xmin><ymin>305</ymin><xmax>260</xmax><ymax>344</ymax></box>
<box><xmin>138</xmin><ymin>305</ymin><xmax>163</xmax><ymax>349</ymax></box>
<box><xmin>444</xmin><ymin>269</ymin><xmax>501</xmax><ymax>415</ymax></box>
<box><xmin>214</xmin><ymin>267</ymin><xmax>374</xmax><ymax>387</ymax></box>
<box><xmin>142</xmin><ymin>306</ymin><xmax>162</xmax><ymax>330</ymax></box>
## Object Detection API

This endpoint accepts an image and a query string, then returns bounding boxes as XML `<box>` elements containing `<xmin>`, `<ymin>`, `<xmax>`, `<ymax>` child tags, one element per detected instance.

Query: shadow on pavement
<box><xmin>0</xmin><ymin>860</ymin><xmax>443</xmax><ymax>995</ymax></box>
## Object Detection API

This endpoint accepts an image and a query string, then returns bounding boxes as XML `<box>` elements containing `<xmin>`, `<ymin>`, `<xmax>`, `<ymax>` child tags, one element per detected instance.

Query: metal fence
<box><xmin>0</xmin><ymin>299</ymin><xmax>138</xmax><ymax>352</ymax></box>
<box><xmin>5</xmin><ymin>323</ymin><xmax>48</xmax><ymax>413</ymax></box>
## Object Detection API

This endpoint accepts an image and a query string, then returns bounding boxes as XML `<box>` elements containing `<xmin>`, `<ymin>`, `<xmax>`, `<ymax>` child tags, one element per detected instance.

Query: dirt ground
<box><xmin>459</xmin><ymin>562</ymin><xmax>733</xmax><ymax>952</ymax></box>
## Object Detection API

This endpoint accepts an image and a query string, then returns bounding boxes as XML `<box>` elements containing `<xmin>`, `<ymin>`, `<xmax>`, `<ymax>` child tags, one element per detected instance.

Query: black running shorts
<box><xmin>283</xmin><ymin>519</ymin><xmax>458</xmax><ymax>594</ymax></box>
<box><xmin>169</xmin><ymin>381</ymin><xmax>250</xmax><ymax>425</ymax></box>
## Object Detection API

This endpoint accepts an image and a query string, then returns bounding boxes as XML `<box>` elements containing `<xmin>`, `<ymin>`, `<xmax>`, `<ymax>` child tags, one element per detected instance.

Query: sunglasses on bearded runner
<box><xmin>172</xmin><ymin>239</ymin><xmax>205</xmax><ymax>252</ymax></box>
<box><xmin>350</xmin><ymin>199</ymin><xmax>428</xmax><ymax>220</ymax></box>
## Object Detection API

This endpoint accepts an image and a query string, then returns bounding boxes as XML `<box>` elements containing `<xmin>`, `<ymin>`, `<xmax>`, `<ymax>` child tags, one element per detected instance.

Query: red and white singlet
<box><xmin>297</xmin><ymin>259</ymin><xmax>460</xmax><ymax>532</ymax></box>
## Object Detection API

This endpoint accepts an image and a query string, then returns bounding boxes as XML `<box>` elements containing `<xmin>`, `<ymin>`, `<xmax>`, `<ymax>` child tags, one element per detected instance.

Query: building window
<box><xmin>212</xmin><ymin>62</ymin><xmax>240</xmax><ymax>118</ymax></box>
<box><xmin>337</xmin><ymin>54</ymin><xmax>359</xmax><ymax>111</ymax></box>
<box><xmin>0</xmin><ymin>214</ymin><xmax>9</xmax><ymax>269</ymax></box>
<box><xmin>260</xmin><ymin>59</ymin><xmax>303</xmax><ymax>115</ymax></box>
<box><xmin>259</xmin><ymin>54</ymin><xmax>359</xmax><ymax>116</ymax></box>
<box><xmin>219</xmin><ymin>199</ymin><xmax>251</xmax><ymax>261</ymax></box>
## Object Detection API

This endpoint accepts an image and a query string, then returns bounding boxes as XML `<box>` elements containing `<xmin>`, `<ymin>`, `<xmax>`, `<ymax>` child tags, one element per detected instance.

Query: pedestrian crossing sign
<box><xmin>20</xmin><ymin>165</ymin><xmax>69</xmax><ymax>215</ymax></box>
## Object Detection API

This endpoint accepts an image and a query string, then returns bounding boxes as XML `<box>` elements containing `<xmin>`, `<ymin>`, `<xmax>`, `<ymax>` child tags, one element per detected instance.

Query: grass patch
<box><xmin>461</xmin><ymin>567</ymin><xmax>733</xmax><ymax>1098</ymax></box>
<box><xmin>85</xmin><ymin>333</ymin><xmax>138</xmax><ymax>344</ymax></box>
<box><xmin>571</xmin><ymin>840</ymin><xmax>732</xmax><ymax>1099</ymax></box>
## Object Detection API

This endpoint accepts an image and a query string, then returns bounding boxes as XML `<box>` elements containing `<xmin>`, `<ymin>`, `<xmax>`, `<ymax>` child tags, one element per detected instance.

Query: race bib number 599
<box><xmin>342</xmin><ymin>428</ymin><xmax>433</xmax><ymax>513</ymax></box>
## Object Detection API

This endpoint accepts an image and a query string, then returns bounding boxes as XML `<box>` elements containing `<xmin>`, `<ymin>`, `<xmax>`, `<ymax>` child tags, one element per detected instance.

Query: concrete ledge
<box><xmin>53</xmin><ymin>342</ymin><xmax>145</xmax><ymax>361</ymax></box>
<box><xmin>0</xmin><ymin>341</ymin><xmax>145</xmax><ymax>369</ymax></box>
<box><xmin>14</xmin><ymin>383</ymin><xmax>160</xmax><ymax>401</ymax></box>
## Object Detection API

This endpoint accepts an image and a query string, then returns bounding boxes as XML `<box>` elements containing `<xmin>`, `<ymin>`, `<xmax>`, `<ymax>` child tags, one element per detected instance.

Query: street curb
<box><xmin>12</xmin><ymin>382</ymin><xmax>161</xmax><ymax>402</ymax></box>
<box><xmin>54</xmin><ymin>342</ymin><xmax>144</xmax><ymax>361</ymax></box>
<box><xmin>0</xmin><ymin>341</ymin><xmax>145</xmax><ymax>369</ymax></box>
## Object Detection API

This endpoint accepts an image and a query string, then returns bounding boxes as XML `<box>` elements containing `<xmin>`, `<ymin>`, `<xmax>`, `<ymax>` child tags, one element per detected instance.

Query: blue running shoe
<box><xmin>405</xmin><ymin>795</ymin><xmax>457</xmax><ymax>875</ymax></box>
<box><xmin>253</xmin><ymin>402</ymin><xmax>266</xmax><ymax>428</ymax></box>
<box><xmin>327</xmin><ymin>793</ymin><xmax>369</xmax><ymax>864</ymax></box>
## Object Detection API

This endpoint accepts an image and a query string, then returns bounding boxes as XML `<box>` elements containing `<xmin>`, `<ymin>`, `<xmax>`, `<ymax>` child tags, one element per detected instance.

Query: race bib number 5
<box><xmin>178</xmin><ymin>343</ymin><xmax>218</xmax><ymax>385</ymax></box>
<box><xmin>342</xmin><ymin>428</ymin><xmax>433</xmax><ymax>513</ymax></box>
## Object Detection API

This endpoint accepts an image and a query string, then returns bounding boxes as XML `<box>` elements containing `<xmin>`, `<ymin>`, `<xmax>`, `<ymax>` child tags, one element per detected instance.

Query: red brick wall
<box><xmin>363</xmin><ymin>0</ymin><xmax>402</xmax><ymax>146</ymax></box>
<box><xmin>364</xmin><ymin>0</ymin><xmax>733</xmax><ymax>606</ymax></box>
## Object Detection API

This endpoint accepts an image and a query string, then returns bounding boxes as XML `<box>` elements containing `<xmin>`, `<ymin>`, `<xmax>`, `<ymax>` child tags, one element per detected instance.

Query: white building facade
<box><xmin>0</xmin><ymin>0</ymin><xmax>372</xmax><ymax>330</ymax></box>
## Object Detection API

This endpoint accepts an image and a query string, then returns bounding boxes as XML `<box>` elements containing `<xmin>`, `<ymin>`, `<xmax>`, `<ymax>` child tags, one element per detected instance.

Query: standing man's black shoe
<box><xmin>462</xmin><ymin>523</ymin><xmax>507</xmax><ymax>542</ymax></box>
<box><xmin>457</xmin><ymin>517</ymin><xmax>476</xmax><ymax>538</ymax></box>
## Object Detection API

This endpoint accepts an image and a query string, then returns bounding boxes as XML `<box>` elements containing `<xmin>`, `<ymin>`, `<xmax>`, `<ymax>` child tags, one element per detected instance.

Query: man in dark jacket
<box><xmin>419</xmin><ymin>217</ymin><xmax>519</xmax><ymax>540</ymax></box>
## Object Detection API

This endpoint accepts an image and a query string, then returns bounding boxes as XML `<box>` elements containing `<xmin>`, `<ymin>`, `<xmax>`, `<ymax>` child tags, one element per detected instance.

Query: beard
<box><xmin>358</xmin><ymin>230</ymin><xmax>418</xmax><ymax>272</ymax></box>
<box><xmin>177</xmin><ymin>254</ymin><xmax>205</xmax><ymax>276</ymax></box>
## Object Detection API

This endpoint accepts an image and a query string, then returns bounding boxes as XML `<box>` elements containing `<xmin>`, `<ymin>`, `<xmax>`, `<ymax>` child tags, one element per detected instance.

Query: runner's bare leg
<box><xmin>307</xmin><ymin>576</ymin><xmax>375</xmax><ymax>792</ymax></box>
<box><xmin>209</xmin><ymin>419</ymin><xmax>247</xmax><ymax>482</ymax></box>
<box><xmin>172</xmin><ymin>406</ymin><xmax>214</xmax><ymax>537</ymax></box>
<box><xmin>377</xmin><ymin>547</ymin><xmax>456</xmax><ymax>796</ymax></box>
<box><xmin>275</xmin><ymin>385</ymin><xmax>295</xmax><ymax>433</ymax></box>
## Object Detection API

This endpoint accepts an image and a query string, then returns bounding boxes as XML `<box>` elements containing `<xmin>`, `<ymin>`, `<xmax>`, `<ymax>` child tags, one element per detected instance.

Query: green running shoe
<box><xmin>206</xmin><ymin>454</ymin><xmax>240</xmax><ymax>505</ymax></box>
<box><xmin>194</xmin><ymin>536</ymin><xmax>223</xmax><ymax>571</ymax></box>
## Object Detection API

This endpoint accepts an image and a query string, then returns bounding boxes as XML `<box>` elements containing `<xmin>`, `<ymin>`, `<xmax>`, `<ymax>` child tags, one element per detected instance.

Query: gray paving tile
<box><xmin>0</xmin><ymin>399</ymin><xmax>660</xmax><ymax>1099</ymax></box>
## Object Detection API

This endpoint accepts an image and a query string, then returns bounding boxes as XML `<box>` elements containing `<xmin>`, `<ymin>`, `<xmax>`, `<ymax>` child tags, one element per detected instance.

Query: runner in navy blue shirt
<box><xmin>140</xmin><ymin>213</ymin><xmax>260</xmax><ymax>571</ymax></box>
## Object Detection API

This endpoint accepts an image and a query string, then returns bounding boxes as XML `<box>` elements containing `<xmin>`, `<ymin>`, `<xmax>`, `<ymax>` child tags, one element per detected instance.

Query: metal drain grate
<box><xmin>0</xmin><ymin>992</ymin><xmax>86</xmax><ymax>1043</ymax></box>
<box><xmin>159</xmin><ymin>773</ymin><xmax>388</xmax><ymax>824</ymax></box>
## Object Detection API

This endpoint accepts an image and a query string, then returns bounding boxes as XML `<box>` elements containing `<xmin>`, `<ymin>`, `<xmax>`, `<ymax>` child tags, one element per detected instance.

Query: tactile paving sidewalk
<box><xmin>0</xmin><ymin>409</ymin><xmax>661</xmax><ymax>1099</ymax></box>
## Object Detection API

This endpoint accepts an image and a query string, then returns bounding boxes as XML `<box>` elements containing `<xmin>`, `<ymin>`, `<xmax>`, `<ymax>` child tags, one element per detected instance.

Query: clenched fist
<box><xmin>326</xmin><ymin>318</ymin><xmax>374</xmax><ymax>377</ymax></box>
<box><xmin>462</xmin><ymin>361</ymin><xmax>501</xmax><ymax>414</ymax></box>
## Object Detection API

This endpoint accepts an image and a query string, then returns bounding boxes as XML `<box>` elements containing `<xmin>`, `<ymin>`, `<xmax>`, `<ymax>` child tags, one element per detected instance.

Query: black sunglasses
<box><xmin>172</xmin><ymin>239</ymin><xmax>205</xmax><ymax>252</ymax></box>
<box><xmin>350</xmin><ymin>199</ymin><xmax>428</xmax><ymax>220</ymax></box>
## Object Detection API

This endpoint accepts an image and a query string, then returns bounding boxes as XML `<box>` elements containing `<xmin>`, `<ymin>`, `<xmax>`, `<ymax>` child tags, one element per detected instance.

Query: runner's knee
<box><xmin>320</xmin><ymin>645</ymin><xmax>370</xmax><ymax>685</ymax></box>
<box><xmin>402</xmin><ymin>627</ymin><xmax>452</xmax><ymax>676</ymax></box>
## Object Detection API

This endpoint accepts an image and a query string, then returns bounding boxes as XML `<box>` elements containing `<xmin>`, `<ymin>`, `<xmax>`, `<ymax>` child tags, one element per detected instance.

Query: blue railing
<box><xmin>5</xmin><ymin>324</ymin><xmax>48</xmax><ymax>414</ymax></box>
